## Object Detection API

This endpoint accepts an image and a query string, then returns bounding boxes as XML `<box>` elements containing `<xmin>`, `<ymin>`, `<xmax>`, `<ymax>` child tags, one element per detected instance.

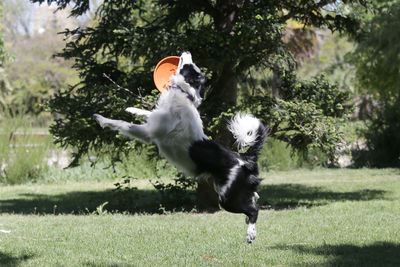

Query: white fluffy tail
<box><xmin>228</xmin><ymin>113</ymin><xmax>262</xmax><ymax>150</ymax></box>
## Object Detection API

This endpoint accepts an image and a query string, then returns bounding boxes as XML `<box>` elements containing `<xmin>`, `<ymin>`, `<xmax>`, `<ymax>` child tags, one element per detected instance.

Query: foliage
<box><xmin>348</xmin><ymin>0</ymin><xmax>400</xmax><ymax>167</ymax></box>
<box><xmin>0</xmin><ymin>0</ymin><xmax>12</xmax><ymax>111</ymax></box>
<box><xmin>150</xmin><ymin>173</ymin><xmax>196</xmax><ymax>212</ymax></box>
<box><xmin>0</xmin><ymin>111</ymin><xmax>50</xmax><ymax>184</ymax></box>
<box><xmin>28</xmin><ymin>0</ymin><xmax>371</xmax><ymax>165</ymax></box>
<box><xmin>105</xmin><ymin>143</ymin><xmax>179</xmax><ymax>180</ymax></box>
<box><xmin>0</xmin><ymin>0</ymin><xmax>6</xmax><ymax>66</ymax></box>
<box><xmin>236</xmin><ymin>73</ymin><xmax>349</xmax><ymax>162</ymax></box>
<box><xmin>258</xmin><ymin>138</ymin><xmax>300</xmax><ymax>171</ymax></box>
<box><xmin>111</xmin><ymin>177</ymin><xmax>140</xmax><ymax>212</ymax></box>
<box><xmin>111</xmin><ymin>149</ymin><xmax>197</xmax><ymax>212</ymax></box>
<box><xmin>299</xmin><ymin>30</ymin><xmax>356</xmax><ymax>95</ymax></box>
<box><xmin>353</xmin><ymin>97</ymin><xmax>400</xmax><ymax>167</ymax></box>
<box><xmin>350</xmin><ymin>0</ymin><xmax>400</xmax><ymax>96</ymax></box>
<box><xmin>2</xmin><ymin>0</ymin><xmax>80</xmax><ymax>115</ymax></box>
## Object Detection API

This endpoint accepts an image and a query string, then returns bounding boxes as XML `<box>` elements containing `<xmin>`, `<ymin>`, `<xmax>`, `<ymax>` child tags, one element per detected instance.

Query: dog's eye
<box><xmin>247</xmin><ymin>131</ymin><xmax>253</xmax><ymax>136</ymax></box>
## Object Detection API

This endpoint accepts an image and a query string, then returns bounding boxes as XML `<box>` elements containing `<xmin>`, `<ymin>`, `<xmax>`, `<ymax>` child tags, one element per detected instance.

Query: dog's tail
<box><xmin>228</xmin><ymin>113</ymin><xmax>268</xmax><ymax>158</ymax></box>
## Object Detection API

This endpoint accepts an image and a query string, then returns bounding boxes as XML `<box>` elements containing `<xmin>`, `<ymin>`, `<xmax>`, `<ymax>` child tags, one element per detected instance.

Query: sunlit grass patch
<box><xmin>0</xmin><ymin>169</ymin><xmax>399</xmax><ymax>266</ymax></box>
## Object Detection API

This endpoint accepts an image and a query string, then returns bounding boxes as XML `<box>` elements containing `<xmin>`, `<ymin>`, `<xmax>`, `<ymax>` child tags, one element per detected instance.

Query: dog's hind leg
<box><xmin>125</xmin><ymin>107</ymin><xmax>151</xmax><ymax>118</ymax></box>
<box><xmin>246</xmin><ymin>192</ymin><xmax>260</xmax><ymax>224</ymax></box>
<box><xmin>219</xmin><ymin>193</ymin><xmax>259</xmax><ymax>243</ymax></box>
<box><xmin>93</xmin><ymin>114</ymin><xmax>151</xmax><ymax>144</ymax></box>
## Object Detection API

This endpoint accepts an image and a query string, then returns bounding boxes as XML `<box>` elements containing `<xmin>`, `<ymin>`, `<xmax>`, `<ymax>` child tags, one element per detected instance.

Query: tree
<box><xmin>3</xmin><ymin>1</ymin><xmax>80</xmax><ymax>115</ymax></box>
<box><xmin>350</xmin><ymin>0</ymin><xmax>400</xmax><ymax>167</ymax></box>
<box><xmin>351</xmin><ymin>0</ymin><xmax>400</xmax><ymax>96</ymax></box>
<box><xmin>0</xmin><ymin>0</ymin><xmax>5</xmax><ymax>64</ymax></box>
<box><xmin>0</xmin><ymin>0</ymin><xmax>12</xmax><ymax>111</ymax></box>
<box><xmin>3</xmin><ymin>0</ymin><xmax>33</xmax><ymax>39</ymax></box>
<box><xmin>31</xmin><ymin>0</ymin><xmax>369</xmax><ymax>207</ymax></box>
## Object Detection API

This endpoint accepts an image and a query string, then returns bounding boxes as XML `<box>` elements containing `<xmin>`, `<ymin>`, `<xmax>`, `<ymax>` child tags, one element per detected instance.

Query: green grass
<box><xmin>1</xmin><ymin>169</ymin><xmax>400</xmax><ymax>266</ymax></box>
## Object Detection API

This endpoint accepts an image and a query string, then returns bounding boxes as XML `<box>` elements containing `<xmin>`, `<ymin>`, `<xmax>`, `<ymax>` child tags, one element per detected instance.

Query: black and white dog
<box><xmin>93</xmin><ymin>52</ymin><xmax>267</xmax><ymax>243</ymax></box>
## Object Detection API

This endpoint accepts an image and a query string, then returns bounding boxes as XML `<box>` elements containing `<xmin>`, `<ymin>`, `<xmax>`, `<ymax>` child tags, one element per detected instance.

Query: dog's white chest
<box><xmin>146</xmin><ymin>90</ymin><xmax>206</xmax><ymax>175</ymax></box>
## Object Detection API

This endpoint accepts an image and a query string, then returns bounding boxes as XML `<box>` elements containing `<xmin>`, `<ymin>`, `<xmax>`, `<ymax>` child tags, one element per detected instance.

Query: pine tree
<box><xmin>31</xmin><ymin>0</ymin><xmax>369</xmax><ymax>208</ymax></box>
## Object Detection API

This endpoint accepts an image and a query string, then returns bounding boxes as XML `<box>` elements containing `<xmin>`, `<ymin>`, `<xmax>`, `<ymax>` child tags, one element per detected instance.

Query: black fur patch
<box><xmin>189</xmin><ymin>138</ymin><xmax>238</xmax><ymax>184</ymax></box>
<box><xmin>179</xmin><ymin>64</ymin><xmax>206</xmax><ymax>94</ymax></box>
<box><xmin>188</xmin><ymin>122</ymin><xmax>267</xmax><ymax>223</ymax></box>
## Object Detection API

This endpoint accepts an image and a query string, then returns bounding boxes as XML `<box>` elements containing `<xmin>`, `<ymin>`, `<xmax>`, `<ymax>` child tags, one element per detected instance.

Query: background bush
<box><xmin>353</xmin><ymin>97</ymin><xmax>400</xmax><ymax>168</ymax></box>
<box><xmin>0</xmin><ymin>111</ymin><xmax>50</xmax><ymax>184</ymax></box>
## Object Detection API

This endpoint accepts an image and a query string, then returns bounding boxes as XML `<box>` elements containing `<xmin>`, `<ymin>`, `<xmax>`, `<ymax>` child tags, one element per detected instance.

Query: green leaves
<box><xmin>350</xmin><ymin>0</ymin><xmax>400</xmax><ymax>96</ymax></box>
<box><xmin>32</xmin><ymin>0</ymin><xmax>361</xmax><ymax>165</ymax></box>
<box><xmin>242</xmin><ymin>73</ymin><xmax>349</xmax><ymax>162</ymax></box>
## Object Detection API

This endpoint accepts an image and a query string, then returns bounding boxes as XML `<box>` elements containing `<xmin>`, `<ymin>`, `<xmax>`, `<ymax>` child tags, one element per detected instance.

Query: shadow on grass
<box><xmin>0</xmin><ymin>188</ymin><xmax>171</xmax><ymax>215</ymax></box>
<box><xmin>257</xmin><ymin>184</ymin><xmax>387</xmax><ymax>210</ymax></box>
<box><xmin>0</xmin><ymin>183</ymin><xmax>388</xmax><ymax>215</ymax></box>
<box><xmin>273</xmin><ymin>242</ymin><xmax>400</xmax><ymax>266</ymax></box>
<box><xmin>0</xmin><ymin>252</ymin><xmax>34</xmax><ymax>267</ymax></box>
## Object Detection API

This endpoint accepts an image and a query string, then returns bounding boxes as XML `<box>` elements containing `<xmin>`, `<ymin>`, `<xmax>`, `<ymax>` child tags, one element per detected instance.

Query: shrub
<box><xmin>151</xmin><ymin>173</ymin><xmax>196</xmax><ymax>212</ymax></box>
<box><xmin>0</xmin><ymin>112</ymin><xmax>50</xmax><ymax>184</ymax></box>
<box><xmin>353</xmin><ymin>97</ymin><xmax>400</xmax><ymax>168</ymax></box>
<box><xmin>258</xmin><ymin>138</ymin><xmax>300</xmax><ymax>171</ymax></box>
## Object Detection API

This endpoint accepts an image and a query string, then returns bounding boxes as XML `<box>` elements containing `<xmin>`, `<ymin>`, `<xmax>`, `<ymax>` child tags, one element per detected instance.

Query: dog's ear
<box><xmin>178</xmin><ymin>56</ymin><xmax>183</xmax><ymax>70</ymax></box>
<box><xmin>180</xmin><ymin>52</ymin><xmax>193</xmax><ymax>67</ymax></box>
<box><xmin>178</xmin><ymin>51</ymin><xmax>192</xmax><ymax>70</ymax></box>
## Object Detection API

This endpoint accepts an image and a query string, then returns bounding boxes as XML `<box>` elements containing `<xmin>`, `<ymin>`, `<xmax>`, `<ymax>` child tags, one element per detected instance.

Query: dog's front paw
<box><xmin>93</xmin><ymin>114</ymin><xmax>107</xmax><ymax>128</ymax></box>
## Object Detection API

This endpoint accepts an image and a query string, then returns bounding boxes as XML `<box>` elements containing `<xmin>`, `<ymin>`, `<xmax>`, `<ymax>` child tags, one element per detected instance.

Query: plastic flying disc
<box><xmin>153</xmin><ymin>56</ymin><xmax>180</xmax><ymax>93</ymax></box>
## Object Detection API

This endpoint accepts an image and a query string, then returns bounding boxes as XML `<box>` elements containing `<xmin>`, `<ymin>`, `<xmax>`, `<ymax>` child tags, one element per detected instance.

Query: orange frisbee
<box><xmin>153</xmin><ymin>56</ymin><xmax>180</xmax><ymax>93</ymax></box>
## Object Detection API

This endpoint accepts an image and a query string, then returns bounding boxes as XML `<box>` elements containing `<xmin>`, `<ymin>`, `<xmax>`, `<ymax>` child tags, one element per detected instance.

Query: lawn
<box><xmin>1</xmin><ymin>168</ymin><xmax>400</xmax><ymax>266</ymax></box>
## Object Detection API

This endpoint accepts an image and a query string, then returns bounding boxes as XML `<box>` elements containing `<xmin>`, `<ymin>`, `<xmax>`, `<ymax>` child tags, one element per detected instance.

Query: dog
<box><xmin>93</xmin><ymin>52</ymin><xmax>267</xmax><ymax>243</ymax></box>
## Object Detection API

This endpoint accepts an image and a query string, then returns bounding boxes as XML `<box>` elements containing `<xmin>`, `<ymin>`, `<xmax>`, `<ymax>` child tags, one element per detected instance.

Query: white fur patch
<box><xmin>125</xmin><ymin>107</ymin><xmax>151</xmax><ymax>117</ymax></box>
<box><xmin>246</xmin><ymin>223</ymin><xmax>257</xmax><ymax>243</ymax></box>
<box><xmin>179</xmin><ymin>52</ymin><xmax>193</xmax><ymax>67</ymax></box>
<box><xmin>219</xmin><ymin>159</ymin><xmax>245</xmax><ymax>198</ymax></box>
<box><xmin>169</xmin><ymin>73</ymin><xmax>202</xmax><ymax>107</ymax></box>
<box><xmin>228</xmin><ymin>113</ymin><xmax>261</xmax><ymax>150</ymax></box>
<box><xmin>253</xmin><ymin>192</ymin><xmax>260</xmax><ymax>205</ymax></box>
<box><xmin>145</xmin><ymin>89</ymin><xmax>206</xmax><ymax>176</ymax></box>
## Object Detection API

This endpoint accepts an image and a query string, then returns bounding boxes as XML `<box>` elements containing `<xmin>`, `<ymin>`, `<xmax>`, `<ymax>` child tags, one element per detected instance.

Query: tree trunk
<box><xmin>196</xmin><ymin>178</ymin><xmax>219</xmax><ymax>212</ymax></box>
<box><xmin>272</xmin><ymin>69</ymin><xmax>280</xmax><ymax>99</ymax></box>
<box><xmin>196</xmin><ymin>63</ymin><xmax>239</xmax><ymax>210</ymax></box>
<box><xmin>196</xmin><ymin>0</ymin><xmax>242</xmax><ymax>211</ymax></box>
<box><xmin>212</xmin><ymin>65</ymin><xmax>238</xmax><ymax>146</ymax></box>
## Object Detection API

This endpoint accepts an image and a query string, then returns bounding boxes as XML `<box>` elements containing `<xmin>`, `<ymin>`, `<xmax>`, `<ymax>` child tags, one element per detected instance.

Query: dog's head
<box><xmin>170</xmin><ymin>52</ymin><xmax>206</xmax><ymax>107</ymax></box>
